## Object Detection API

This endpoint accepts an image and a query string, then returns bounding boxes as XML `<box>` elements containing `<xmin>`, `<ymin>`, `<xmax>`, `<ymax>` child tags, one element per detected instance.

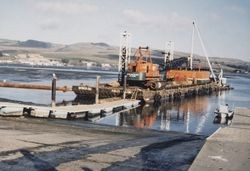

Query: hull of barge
<box><xmin>72</xmin><ymin>82</ymin><xmax>232</xmax><ymax>103</ymax></box>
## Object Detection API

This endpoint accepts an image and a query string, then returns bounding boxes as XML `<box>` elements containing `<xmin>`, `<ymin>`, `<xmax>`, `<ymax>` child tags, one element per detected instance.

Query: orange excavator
<box><xmin>127</xmin><ymin>46</ymin><xmax>163</xmax><ymax>89</ymax></box>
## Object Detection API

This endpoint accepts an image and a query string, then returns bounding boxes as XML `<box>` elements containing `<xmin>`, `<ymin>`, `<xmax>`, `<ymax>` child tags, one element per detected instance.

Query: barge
<box><xmin>73</xmin><ymin>81</ymin><xmax>232</xmax><ymax>103</ymax></box>
<box><xmin>73</xmin><ymin>22</ymin><xmax>232</xmax><ymax>103</ymax></box>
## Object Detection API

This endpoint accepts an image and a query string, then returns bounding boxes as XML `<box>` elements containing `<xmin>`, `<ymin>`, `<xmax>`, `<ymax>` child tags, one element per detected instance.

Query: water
<box><xmin>1</xmin><ymin>66</ymin><xmax>250</xmax><ymax>136</ymax></box>
<box><xmin>0</xmin><ymin>66</ymin><xmax>117</xmax><ymax>105</ymax></box>
<box><xmin>98</xmin><ymin>76</ymin><xmax>250</xmax><ymax>135</ymax></box>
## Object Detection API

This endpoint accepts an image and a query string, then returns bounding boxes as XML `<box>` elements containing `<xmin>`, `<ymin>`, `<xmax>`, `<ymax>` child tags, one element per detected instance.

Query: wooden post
<box><xmin>95</xmin><ymin>75</ymin><xmax>100</xmax><ymax>104</ymax></box>
<box><xmin>123</xmin><ymin>75</ymin><xmax>127</xmax><ymax>99</ymax></box>
<box><xmin>51</xmin><ymin>74</ymin><xmax>57</xmax><ymax>107</ymax></box>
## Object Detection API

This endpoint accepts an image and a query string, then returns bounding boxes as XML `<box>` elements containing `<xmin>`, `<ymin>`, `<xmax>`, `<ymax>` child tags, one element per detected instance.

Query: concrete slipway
<box><xmin>189</xmin><ymin>107</ymin><xmax>250</xmax><ymax>171</ymax></box>
<box><xmin>0</xmin><ymin>117</ymin><xmax>205</xmax><ymax>170</ymax></box>
<box><xmin>0</xmin><ymin>104</ymin><xmax>249</xmax><ymax>170</ymax></box>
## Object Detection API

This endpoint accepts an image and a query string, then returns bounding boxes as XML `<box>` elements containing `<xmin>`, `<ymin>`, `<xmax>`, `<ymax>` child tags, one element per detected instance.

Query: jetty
<box><xmin>0</xmin><ymin>99</ymin><xmax>140</xmax><ymax>120</ymax></box>
<box><xmin>189</xmin><ymin>107</ymin><xmax>250</xmax><ymax>171</ymax></box>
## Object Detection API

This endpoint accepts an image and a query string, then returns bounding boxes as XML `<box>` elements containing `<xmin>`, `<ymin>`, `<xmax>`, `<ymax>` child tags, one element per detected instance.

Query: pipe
<box><xmin>0</xmin><ymin>82</ymin><xmax>72</xmax><ymax>92</ymax></box>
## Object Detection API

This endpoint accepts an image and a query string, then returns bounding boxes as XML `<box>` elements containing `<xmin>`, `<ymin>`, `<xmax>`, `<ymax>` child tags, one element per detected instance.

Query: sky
<box><xmin>0</xmin><ymin>0</ymin><xmax>249</xmax><ymax>61</ymax></box>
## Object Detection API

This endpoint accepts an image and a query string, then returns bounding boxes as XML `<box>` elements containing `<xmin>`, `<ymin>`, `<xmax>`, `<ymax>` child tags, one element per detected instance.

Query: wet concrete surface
<box><xmin>0</xmin><ymin>117</ymin><xmax>206</xmax><ymax>171</ymax></box>
<box><xmin>189</xmin><ymin>107</ymin><xmax>250</xmax><ymax>171</ymax></box>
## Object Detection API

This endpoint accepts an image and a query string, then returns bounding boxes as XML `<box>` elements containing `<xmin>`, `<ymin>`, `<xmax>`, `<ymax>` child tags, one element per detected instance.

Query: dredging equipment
<box><xmin>73</xmin><ymin>23</ymin><xmax>232</xmax><ymax>103</ymax></box>
<box><xmin>127</xmin><ymin>46</ymin><xmax>162</xmax><ymax>89</ymax></box>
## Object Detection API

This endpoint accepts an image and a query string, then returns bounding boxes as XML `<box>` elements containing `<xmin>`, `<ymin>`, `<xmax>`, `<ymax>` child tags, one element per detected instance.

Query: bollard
<box><xmin>95</xmin><ymin>75</ymin><xmax>100</xmax><ymax>104</ymax></box>
<box><xmin>123</xmin><ymin>75</ymin><xmax>127</xmax><ymax>99</ymax></box>
<box><xmin>51</xmin><ymin>73</ymin><xmax>57</xmax><ymax>107</ymax></box>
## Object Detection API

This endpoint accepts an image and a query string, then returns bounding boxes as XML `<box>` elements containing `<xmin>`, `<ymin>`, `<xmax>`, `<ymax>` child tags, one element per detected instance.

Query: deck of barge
<box><xmin>73</xmin><ymin>81</ymin><xmax>232</xmax><ymax>103</ymax></box>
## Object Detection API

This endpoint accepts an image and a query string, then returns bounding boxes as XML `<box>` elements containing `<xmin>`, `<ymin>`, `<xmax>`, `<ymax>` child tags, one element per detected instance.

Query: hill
<box><xmin>17</xmin><ymin>40</ymin><xmax>52</xmax><ymax>48</ymax></box>
<box><xmin>0</xmin><ymin>38</ymin><xmax>249</xmax><ymax>72</ymax></box>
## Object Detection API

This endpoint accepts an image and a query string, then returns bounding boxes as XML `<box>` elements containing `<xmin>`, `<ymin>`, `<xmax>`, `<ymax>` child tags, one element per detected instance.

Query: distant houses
<box><xmin>14</xmin><ymin>53</ymin><xmax>63</xmax><ymax>66</ymax></box>
<box><xmin>80</xmin><ymin>61</ymin><xmax>96</xmax><ymax>68</ymax></box>
<box><xmin>0</xmin><ymin>52</ymin><xmax>118</xmax><ymax>70</ymax></box>
<box><xmin>101</xmin><ymin>63</ymin><xmax>112</xmax><ymax>70</ymax></box>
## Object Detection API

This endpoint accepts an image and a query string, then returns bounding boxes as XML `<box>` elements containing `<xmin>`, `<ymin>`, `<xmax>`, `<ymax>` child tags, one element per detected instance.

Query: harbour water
<box><xmin>0</xmin><ymin>66</ymin><xmax>117</xmax><ymax>105</ymax></box>
<box><xmin>1</xmin><ymin>66</ymin><xmax>250</xmax><ymax>136</ymax></box>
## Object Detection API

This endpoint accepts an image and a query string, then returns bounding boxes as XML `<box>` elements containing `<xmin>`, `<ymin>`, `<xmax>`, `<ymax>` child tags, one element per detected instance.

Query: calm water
<box><xmin>0</xmin><ymin>66</ymin><xmax>117</xmax><ymax>105</ymax></box>
<box><xmin>98</xmin><ymin>75</ymin><xmax>250</xmax><ymax>135</ymax></box>
<box><xmin>1</xmin><ymin>66</ymin><xmax>250</xmax><ymax>136</ymax></box>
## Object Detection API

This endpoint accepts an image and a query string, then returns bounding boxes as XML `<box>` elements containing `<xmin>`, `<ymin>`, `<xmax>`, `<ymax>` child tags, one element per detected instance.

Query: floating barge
<box><xmin>73</xmin><ymin>81</ymin><xmax>232</xmax><ymax>103</ymax></box>
<box><xmin>72</xmin><ymin>27</ymin><xmax>233</xmax><ymax>104</ymax></box>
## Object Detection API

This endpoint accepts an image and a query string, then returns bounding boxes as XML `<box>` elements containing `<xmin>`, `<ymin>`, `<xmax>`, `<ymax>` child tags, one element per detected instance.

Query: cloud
<box><xmin>208</xmin><ymin>13</ymin><xmax>222</xmax><ymax>22</ymax></box>
<box><xmin>166</xmin><ymin>12</ymin><xmax>191</xmax><ymax>30</ymax></box>
<box><xmin>34</xmin><ymin>1</ymin><xmax>99</xmax><ymax>15</ymax></box>
<box><xmin>122</xmin><ymin>9</ymin><xmax>191</xmax><ymax>32</ymax></box>
<box><xmin>122</xmin><ymin>9</ymin><xmax>150</xmax><ymax>25</ymax></box>
<box><xmin>39</xmin><ymin>18</ymin><xmax>61</xmax><ymax>30</ymax></box>
<box><xmin>224</xmin><ymin>5</ymin><xmax>246</xmax><ymax>15</ymax></box>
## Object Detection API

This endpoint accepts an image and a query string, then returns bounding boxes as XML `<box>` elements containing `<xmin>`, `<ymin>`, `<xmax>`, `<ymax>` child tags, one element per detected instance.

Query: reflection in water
<box><xmin>99</xmin><ymin>96</ymin><xmax>216</xmax><ymax>135</ymax></box>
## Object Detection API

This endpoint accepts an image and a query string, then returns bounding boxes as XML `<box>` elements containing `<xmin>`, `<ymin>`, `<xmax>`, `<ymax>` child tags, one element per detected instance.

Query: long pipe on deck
<box><xmin>0</xmin><ymin>82</ymin><xmax>72</xmax><ymax>92</ymax></box>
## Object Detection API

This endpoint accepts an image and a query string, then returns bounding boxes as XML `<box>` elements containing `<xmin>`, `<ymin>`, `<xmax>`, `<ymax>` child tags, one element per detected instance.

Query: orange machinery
<box><xmin>166</xmin><ymin>69</ymin><xmax>210</xmax><ymax>84</ymax></box>
<box><xmin>127</xmin><ymin>46</ymin><xmax>161</xmax><ymax>89</ymax></box>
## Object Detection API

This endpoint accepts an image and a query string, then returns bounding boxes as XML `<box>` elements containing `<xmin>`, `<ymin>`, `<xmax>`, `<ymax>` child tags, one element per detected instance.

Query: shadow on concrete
<box><xmin>20</xmin><ymin>149</ymin><xmax>57</xmax><ymax>171</ymax></box>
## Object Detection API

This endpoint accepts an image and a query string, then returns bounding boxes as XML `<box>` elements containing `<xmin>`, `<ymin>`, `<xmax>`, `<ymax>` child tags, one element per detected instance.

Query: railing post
<box><xmin>123</xmin><ymin>75</ymin><xmax>127</xmax><ymax>99</ymax></box>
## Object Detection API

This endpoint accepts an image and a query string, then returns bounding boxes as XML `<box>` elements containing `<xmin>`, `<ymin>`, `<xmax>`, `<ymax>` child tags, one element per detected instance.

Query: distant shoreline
<box><xmin>224</xmin><ymin>72</ymin><xmax>250</xmax><ymax>79</ymax></box>
<box><xmin>0</xmin><ymin>63</ymin><xmax>118</xmax><ymax>75</ymax></box>
<box><xmin>1</xmin><ymin>63</ymin><xmax>249</xmax><ymax>78</ymax></box>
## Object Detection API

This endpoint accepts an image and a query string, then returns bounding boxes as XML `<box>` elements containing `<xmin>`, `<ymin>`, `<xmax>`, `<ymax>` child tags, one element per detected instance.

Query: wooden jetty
<box><xmin>0</xmin><ymin>99</ymin><xmax>140</xmax><ymax>120</ymax></box>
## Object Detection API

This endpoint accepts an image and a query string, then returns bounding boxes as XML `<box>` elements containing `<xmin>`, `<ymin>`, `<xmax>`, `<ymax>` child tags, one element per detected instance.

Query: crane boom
<box><xmin>193</xmin><ymin>21</ymin><xmax>216</xmax><ymax>81</ymax></box>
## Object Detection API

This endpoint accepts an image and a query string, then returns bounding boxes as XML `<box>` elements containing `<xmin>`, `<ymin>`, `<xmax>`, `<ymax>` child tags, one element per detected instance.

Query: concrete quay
<box><xmin>0</xmin><ymin>117</ymin><xmax>205</xmax><ymax>171</ymax></box>
<box><xmin>189</xmin><ymin>107</ymin><xmax>250</xmax><ymax>171</ymax></box>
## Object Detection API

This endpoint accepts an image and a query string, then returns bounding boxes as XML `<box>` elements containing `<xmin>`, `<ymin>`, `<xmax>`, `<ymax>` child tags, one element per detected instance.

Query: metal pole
<box><xmin>123</xmin><ymin>75</ymin><xmax>127</xmax><ymax>99</ymax></box>
<box><xmin>95</xmin><ymin>75</ymin><xmax>100</xmax><ymax>104</ymax></box>
<box><xmin>190</xmin><ymin>22</ymin><xmax>195</xmax><ymax>70</ymax></box>
<box><xmin>51</xmin><ymin>73</ymin><xmax>57</xmax><ymax>107</ymax></box>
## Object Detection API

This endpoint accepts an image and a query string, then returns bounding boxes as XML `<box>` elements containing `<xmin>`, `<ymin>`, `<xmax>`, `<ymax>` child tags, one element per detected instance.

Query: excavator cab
<box><xmin>127</xmin><ymin>46</ymin><xmax>161</xmax><ymax>89</ymax></box>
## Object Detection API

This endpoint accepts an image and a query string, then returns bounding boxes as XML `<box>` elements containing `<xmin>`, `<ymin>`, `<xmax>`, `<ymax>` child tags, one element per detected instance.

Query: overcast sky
<box><xmin>0</xmin><ymin>0</ymin><xmax>249</xmax><ymax>61</ymax></box>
